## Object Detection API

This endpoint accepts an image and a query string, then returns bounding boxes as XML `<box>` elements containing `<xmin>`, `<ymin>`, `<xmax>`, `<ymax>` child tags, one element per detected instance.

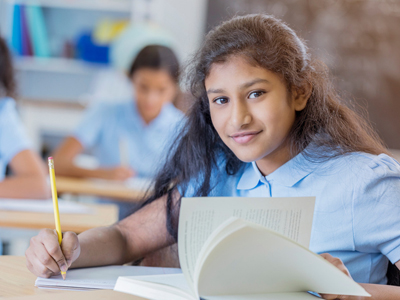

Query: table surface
<box><xmin>0</xmin><ymin>256</ymin><xmax>61</xmax><ymax>297</ymax></box>
<box><xmin>0</xmin><ymin>203</ymin><xmax>118</xmax><ymax>233</ymax></box>
<box><xmin>0</xmin><ymin>256</ymin><xmax>146</xmax><ymax>299</ymax></box>
<box><xmin>56</xmin><ymin>176</ymin><xmax>149</xmax><ymax>202</ymax></box>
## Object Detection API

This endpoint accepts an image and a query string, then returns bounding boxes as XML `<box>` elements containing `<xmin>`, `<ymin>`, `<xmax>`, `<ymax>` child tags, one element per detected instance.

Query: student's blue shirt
<box><xmin>180</xmin><ymin>151</ymin><xmax>400</xmax><ymax>284</ymax></box>
<box><xmin>0</xmin><ymin>97</ymin><xmax>31</xmax><ymax>255</ymax></box>
<box><xmin>74</xmin><ymin>101</ymin><xmax>183</xmax><ymax>178</ymax></box>
<box><xmin>0</xmin><ymin>97</ymin><xmax>30</xmax><ymax>181</ymax></box>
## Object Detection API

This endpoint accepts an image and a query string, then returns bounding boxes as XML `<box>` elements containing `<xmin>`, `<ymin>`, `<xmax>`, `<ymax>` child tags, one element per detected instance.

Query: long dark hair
<box><xmin>128</xmin><ymin>45</ymin><xmax>180</xmax><ymax>83</ymax></box>
<box><xmin>142</xmin><ymin>14</ymin><xmax>388</xmax><ymax>240</ymax></box>
<box><xmin>0</xmin><ymin>37</ymin><xmax>16</xmax><ymax>98</ymax></box>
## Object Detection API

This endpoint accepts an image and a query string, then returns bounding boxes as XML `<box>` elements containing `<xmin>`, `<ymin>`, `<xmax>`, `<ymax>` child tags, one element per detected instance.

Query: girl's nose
<box><xmin>230</xmin><ymin>100</ymin><xmax>252</xmax><ymax>129</ymax></box>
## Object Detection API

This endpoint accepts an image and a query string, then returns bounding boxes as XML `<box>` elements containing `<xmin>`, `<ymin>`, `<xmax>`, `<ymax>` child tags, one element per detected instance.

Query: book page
<box><xmin>35</xmin><ymin>265</ymin><xmax>181</xmax><ymax>290</ymax></box>
<box><xmin>196</xmin><ymin>220</ymin><xmax>369</xmax><ymax>297</ymax></box>
<box><xmin>205</xmin><ymin>292</ymin><xmax>319</xmax><ymax>299</ymax></box>
<box><xmin>115</xmin><ymin>274</ymin><xmax>195</xmax><ymax>300</ymax></box>
<box><xmin>177</xmin><ymin>196</ymin><xmax>315</xmax><ymax>290</ymax></box>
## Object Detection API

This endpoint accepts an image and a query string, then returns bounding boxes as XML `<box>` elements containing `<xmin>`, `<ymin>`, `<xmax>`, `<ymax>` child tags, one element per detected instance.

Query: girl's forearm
<box><xmin>359</xmin><ymin>283</ymin><xmax>400</xmax><ymax>300</ymax></box>
<box><xmin>71</xmin><ymin>225</ymin><xmax>131</xmax><ymax>268</ymax></box>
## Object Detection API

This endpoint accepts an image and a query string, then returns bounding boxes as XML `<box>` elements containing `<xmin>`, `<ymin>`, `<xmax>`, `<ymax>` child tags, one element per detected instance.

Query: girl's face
<box><xmin>205</xmin><ymin>56</ymin><xmax>308</xmax><ymax>175</ymax></box>
<box><xmin>132</xmin><ymin>68</ymin><xmax>177</xmax><ymax>124</ymax></box>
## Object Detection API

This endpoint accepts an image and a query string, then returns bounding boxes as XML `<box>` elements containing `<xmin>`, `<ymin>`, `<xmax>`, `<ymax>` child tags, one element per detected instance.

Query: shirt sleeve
<box><xmin>0</xmin><ymin>98</ymin><xmax>31</xmax><ymax>166</ymax></box>
<box><xmin>73</xmin><ymin>102</ymin><xmax>107</xmax><ymax>149</ymax></box>
<box><xmin>353</xmin><ymin>154</ymin><xmax>400</xmax><ymax>264</ymax></box>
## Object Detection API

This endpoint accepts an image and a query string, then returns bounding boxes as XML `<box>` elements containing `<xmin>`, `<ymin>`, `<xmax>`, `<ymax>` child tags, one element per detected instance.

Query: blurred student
<box><xmin>0</xmin><ymin>37</ymin><xmax>49</xmax><ymax>200</ymax></box>
<box><xmin>53</xmin><ymin>45</ymin><xmax>183</xmax><ymax>182</ymax></box>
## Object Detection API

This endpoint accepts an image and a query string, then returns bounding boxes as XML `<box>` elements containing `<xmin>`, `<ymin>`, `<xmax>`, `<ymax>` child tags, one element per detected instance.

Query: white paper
<box><xmin>195</xmin><ymin>218</ymin><xmax>370</xmax><ymax>297</ymax></box>
<box><xmin>205</xmin><ymin>292</ymin><xmax>320</xmax><ymax>300</ymax></box>
<box><xmin>178</xmin><ymin>196</ymin><xmax>315</xmax><ymax>289</ymax></box>
<box><xmin>35</xmin><ymin>265</ymin><xmax>182</xmax><ymax>290</ymax></box>
<box><xmin>0</xmin><ymin>198</ymin><xmax>93</xmax><ymax>214</ymax></box>
<box><xmin>115</xmin><ymin>274</ymin><xmax>195</xmax><ymax>300</ymax></box>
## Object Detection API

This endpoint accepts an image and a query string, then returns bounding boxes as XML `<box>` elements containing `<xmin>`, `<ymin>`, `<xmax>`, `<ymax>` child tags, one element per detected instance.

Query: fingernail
<box><xmin>60</xmin><ymin>264</ymin><xmax>68</xmax><ymax>272</ymax></box>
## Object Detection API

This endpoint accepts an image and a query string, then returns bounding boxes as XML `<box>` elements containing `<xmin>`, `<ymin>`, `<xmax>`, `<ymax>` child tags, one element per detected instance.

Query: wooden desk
<box><xmin>0</xmin><ymin>203</ymin><xmax>118</xmax><ymax>233</ymax></box>
<box><xmin>0</xmin><ymin>256</ymin><xmax>145</xmax><ymax>299</ymax></box>
<box><xmin>0</xmin><ymin>256</ymin><xmax>62</xmax><ymax>297</ymax></box>
<box><xmin>57</xmin><ymin>176</ymin><xmax>149</xmax><ymax>202</ymax></box>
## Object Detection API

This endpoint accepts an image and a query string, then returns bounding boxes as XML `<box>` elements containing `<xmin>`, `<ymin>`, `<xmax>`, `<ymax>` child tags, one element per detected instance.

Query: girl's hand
<box><xmin>25</xmin><ymin>229</ymin><xmax>80</xmax><ymax>278</ymax></box>
<box><xmin>319</xmin><ymin>253</ymin><xmax>365</xmax><ymax>300</ymax></box>
<box><xmin>98</xmin><ymin>166</ymin><xmax>135</xmax><ymax>180</ymax></box>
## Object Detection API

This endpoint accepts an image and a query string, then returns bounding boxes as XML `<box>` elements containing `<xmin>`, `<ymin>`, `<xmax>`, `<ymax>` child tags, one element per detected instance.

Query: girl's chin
<box><xmin>232</xmin><ymin>152</ymin><xmax>260</xmax><ymax>163</ymax></box>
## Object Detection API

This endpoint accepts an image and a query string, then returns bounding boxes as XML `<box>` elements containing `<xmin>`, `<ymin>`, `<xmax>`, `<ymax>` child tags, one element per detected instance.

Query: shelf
<box><xmin>14</xmin><ymin>56</ymin><xmax>109</xmax><ymax>74</ymax></box>
<box><xmin>7</xmin><ymin>0</ymin><xmax>132</xmax><ymax>12</ymax></box>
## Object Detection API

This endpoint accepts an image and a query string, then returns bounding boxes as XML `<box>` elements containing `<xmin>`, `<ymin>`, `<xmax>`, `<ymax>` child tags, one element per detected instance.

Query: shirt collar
<box><xmin>236</xmin><ymin>152</ymin><xmax>318</xmax><ymax>190</ymax></box>
<box><xmin>236</xmin><ymin>163</ymin><xmax>262</xmax><ymax>190</ymax></box>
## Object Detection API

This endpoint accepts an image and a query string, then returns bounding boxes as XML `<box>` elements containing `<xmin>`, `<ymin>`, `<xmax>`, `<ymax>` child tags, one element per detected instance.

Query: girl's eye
<box><xmin>249</xmin><ymin>91</ymin><xmax>265</xmax><ymax>99</ymax></box>
<box><xmin>214</xmin><ymin>97</ymin><xmax>229</xmax><ymax>105</ymax></box>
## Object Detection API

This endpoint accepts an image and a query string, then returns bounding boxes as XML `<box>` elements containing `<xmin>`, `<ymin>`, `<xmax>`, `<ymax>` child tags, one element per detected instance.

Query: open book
<box><xmin>114</xmin><ymin>197</ymin><xmax>371</xmax><ymax>299</ymax></box>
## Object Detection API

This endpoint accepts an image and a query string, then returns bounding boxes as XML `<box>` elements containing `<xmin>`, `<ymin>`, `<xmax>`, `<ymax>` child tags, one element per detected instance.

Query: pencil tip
<box><xmin>62</xmin><ymin>272</ymin><xmax>66</xmax><ymax>280</ymax></box>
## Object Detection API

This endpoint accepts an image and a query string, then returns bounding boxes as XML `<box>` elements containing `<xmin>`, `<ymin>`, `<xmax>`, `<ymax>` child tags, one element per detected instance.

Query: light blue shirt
<box><xmin>0</xmin><ymin>97</ymin><xmax>31</xmax><ymax>181</ymax></box>
<box><xmin>0</xmin><ymin>97</ymin><xmax>31</xmax><ymax>255</ymax></box>
<box><xmin>181</xmin><ymin>151</ymin><xmax>400</xmax><ymax>284</ymax></box>
<box><xmin>74</xmin><ymin>101</ymin><xmax>184</xmax><ymax>178</ymax></box>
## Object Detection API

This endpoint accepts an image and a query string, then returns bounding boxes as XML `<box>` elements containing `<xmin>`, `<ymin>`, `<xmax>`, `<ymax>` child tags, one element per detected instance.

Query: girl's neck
<box><xmin>255</xmin><ymin>143</ymin><xmax>293</xmax><ymax>176</ymax></box>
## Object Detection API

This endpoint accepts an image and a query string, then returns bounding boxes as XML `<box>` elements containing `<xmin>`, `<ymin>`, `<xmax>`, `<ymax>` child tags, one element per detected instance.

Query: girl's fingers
<box><xmin>60</xmin><ymin>231</ymin><xmax>80</xmax><ymax>268</ymax></box>
<box><xmin>27</xmin><ymin>233</ymin><xmax>60</xmax><ymax>274</ymax></box>
<box><xmin>26</xmin><ymin>228</ymin><xmax>66</xmax><ymax>277</ymax></box>
<box><xmin>319</xmin><ymin>254</ymin><xmax>357</xmax><ymax>299</ymax></box>
<box><xmin>35</xmin><ymin>242</ymin><xmax>61</xmax><ymax>274</ymax></box>
<box><xmin>26</xmin><ymin>251</ymin><xmax>59</xmax><ymax>278</ymax></box>
<box><xmin>320</xmin><ymin>253</ymin><xmax>352</xmax><ymax>278</ymax></box>
<box><xmin>39</xmin><ymin>229</ymin><xmax>68</xmax><ymax>273</ymax></box>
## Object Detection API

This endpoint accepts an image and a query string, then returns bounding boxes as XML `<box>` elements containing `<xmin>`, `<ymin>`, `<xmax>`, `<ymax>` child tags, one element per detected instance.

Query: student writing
<box><xmin>25</xmin><ymin>15</ymin><xmax>400</xmax><ymax>299</ymax></box>
<box><xmin>0</xmin><ymin>37</ymin><xmax>49</xmax><ymax>199</ymax></box>
<box><xmin>52</xmin><ymin>45</ymin><xmax>183</xmax><ymax>181</ymax></box>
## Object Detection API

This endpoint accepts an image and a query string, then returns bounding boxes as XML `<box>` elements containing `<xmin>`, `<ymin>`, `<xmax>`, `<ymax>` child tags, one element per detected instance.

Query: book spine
<box><xmin>25</xmin><ymin>5</ymin><xmax>50</xmax><ymax>57</ymax></box>
<box><xmin>10</xmin><ymin>4</ymin><xmax>22</xmax><ymax>55</ymax></box>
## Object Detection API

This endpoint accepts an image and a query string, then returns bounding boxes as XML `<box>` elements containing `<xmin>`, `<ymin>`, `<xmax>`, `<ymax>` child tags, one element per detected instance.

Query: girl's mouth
<box><xmin>230</xmin><ymin>130</ymin><xmax>262</xmax><ymax>144</ymax></box>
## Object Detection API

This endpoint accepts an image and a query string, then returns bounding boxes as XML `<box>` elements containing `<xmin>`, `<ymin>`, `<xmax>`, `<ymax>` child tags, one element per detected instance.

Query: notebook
<box><xmin>35</xmin><ymin>265</ymin><xmax>181</xmax><ymax>291</ymax></box>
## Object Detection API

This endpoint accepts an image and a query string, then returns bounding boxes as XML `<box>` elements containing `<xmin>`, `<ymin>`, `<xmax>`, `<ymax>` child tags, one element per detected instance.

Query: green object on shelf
<box><xmin>25</xmin><ymin>4</ymin><xmax>50</xmax><ymax>57</ymax></box>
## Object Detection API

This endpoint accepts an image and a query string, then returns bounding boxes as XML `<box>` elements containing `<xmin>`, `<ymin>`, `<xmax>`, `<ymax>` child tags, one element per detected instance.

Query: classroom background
<box><xmin>0</xmin><ymin>0</ymin><xmax>399</xmax><ymax>255</ymax></box>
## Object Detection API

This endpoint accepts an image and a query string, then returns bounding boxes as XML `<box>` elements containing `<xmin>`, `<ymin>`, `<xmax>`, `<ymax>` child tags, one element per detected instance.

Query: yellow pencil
<box><xmin>48</xmin><ymin>157</ymin><xmax>66</xmax><ymax>280</ymax></box>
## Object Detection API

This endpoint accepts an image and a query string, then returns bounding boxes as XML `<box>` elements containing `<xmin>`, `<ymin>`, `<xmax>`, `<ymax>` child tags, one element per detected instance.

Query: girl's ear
<box><xmin>292</xmin><ymin>82</ymin><xmax>312</xmax><ymax>112</ymax></box>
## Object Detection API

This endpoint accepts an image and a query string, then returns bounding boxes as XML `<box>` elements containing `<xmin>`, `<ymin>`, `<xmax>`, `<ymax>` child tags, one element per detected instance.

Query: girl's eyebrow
<box><xmin>207</xmin><ymin>78</ymin><xmax>270</xmax><ymax>94</ymax></box>
<box><xmin>240</xmin><ymin>78</ymin><xmax>270</xmax><ymax>90</ymax></box>
<box><xmin>207</xmin><ymin>88</ymin><xmax>225</xmax><ymax>94</ymax></box>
